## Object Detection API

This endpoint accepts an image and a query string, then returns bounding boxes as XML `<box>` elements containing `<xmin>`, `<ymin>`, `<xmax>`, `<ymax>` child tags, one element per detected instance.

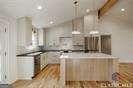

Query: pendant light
<box><xmin>72</xmin><ymin>0</ymin><xmax>81</xmax><ymax>34</ymax></box>
<box><xmin>89</xmin><ymin>0</ymin><xmax>99</xmax><ymax>35</ymax></box>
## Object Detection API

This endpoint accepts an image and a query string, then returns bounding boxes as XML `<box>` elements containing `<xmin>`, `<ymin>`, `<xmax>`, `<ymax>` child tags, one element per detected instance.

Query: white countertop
<box><xmin>60</xmin><ymin>53</ymin><xmax>118</xmax><ymax>59</ymax></box>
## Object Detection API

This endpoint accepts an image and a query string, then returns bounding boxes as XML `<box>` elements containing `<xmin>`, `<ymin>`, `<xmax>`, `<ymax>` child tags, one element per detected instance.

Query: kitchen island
<box><xmin>60</xmin><ymin>53</ymin><xmax>119</xmax><ymax>86</ymax></box>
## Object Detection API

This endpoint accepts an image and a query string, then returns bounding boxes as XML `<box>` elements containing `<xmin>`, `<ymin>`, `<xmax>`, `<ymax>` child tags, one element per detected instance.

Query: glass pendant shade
<box><xmin>72</xmin><ymin>30</ymin><xmax>81</xmax><ymax>34</ymax></box>
<box><xmin>72</xmin><ymin>0</ymin><xmax>81</xmax><ymax>35</ymax></box>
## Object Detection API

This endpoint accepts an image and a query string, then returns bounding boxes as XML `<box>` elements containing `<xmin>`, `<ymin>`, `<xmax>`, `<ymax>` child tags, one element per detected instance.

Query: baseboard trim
<box><xmin>48</xmin><ymin>63</ymin><xmax>60</xmax><ymax>65</ymax></box>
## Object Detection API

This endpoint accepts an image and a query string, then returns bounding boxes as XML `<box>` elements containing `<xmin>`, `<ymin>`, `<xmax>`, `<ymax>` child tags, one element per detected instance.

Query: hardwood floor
<box><xmin>12</xmin><ymin>64</ymin><xmax>60</xmax><ymax>88</ymax></box>
<box><xmin>12</xmin><ymin>64</ymin><xmax>133</xmax><ymax>88</ymax></box>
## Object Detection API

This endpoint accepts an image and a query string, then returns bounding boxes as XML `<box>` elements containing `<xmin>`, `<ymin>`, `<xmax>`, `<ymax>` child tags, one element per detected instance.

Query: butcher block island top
<box><xmin>60</xmin><ymin>53</ymin><xmax>119</xmax><ymax>87</ymax></box>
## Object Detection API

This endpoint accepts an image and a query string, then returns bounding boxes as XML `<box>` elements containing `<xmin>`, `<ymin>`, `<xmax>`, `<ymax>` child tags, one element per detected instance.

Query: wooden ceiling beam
<box><xmin>98</xmin><ymin>0</ymin><xmax>118</xmax><ymax>19</ymax></box>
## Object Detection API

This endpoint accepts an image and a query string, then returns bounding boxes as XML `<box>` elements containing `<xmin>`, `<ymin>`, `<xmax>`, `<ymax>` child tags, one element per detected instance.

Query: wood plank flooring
<box><xmin>12</xmin><ymin>63</ymin><xmax>133</xmax><ymax>88</ymax></box>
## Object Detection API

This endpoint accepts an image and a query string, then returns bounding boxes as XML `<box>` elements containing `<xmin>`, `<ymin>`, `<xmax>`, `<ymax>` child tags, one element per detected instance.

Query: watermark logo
<box><xmin>100</xmin><ymin>72</ymin><xmax>133</xmax><ymax>88</ymax></box>
<box><xmin>101</xmin><ymin>82</ymin><xmax>133</xmax><ymax>88</ymax></box>
<box><xmin>112</xmin><ymin>72</ymin><xmax>119</xmax><ymax>81</ymax></box>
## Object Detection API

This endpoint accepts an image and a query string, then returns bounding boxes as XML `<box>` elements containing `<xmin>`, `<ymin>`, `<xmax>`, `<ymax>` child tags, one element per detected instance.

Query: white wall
<box><xmin>100</xmin><ymin>15</ymin><xmax>133</xmax><ymax>63</ymax></box>
<box><xmin>84</xmin><ymin>12</ymin><xmax>133</xmax><ymax>63</ymax></box>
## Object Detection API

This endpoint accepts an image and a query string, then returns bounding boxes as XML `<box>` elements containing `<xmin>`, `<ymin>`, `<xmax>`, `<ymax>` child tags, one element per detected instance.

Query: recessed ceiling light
<box><xmin>37</xmin><ymin>6</ymin><xmax>42</xmax><ymax>10</ymax></box>
<box><xmin>50</xmin><ymin>21</ymin><xmax>54</xmax><ymax>24</ymax></box>
<box><xmin>121</xmin><ymin>8</ymin><xmax>125</xmax><ymax>12</ymax></box>
<box><xmin>86</xmin><ymin>9</ymin><xmax>90</xmax><ymax>13</ymax></box>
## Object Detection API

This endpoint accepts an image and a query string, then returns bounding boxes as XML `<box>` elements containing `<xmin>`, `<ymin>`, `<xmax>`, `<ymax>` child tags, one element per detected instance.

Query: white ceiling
<box><xmin>0</xmin><ymin>0</ymin><xmax>107</xmax><ymax>28</ymax></box>
<box><xmin>105</xmin><ymin>0</ymin><xmax>133</xmax><ymax>24</ymax></box>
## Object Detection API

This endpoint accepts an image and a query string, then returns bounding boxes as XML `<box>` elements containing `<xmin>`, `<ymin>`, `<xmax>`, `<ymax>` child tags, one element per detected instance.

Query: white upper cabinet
<box><xmin>17</xmin><ymin>17</ymin><xmax>32</xmax><ymax>46</ymax></box>
<box><xmin>38</xmin><ymin>29</ymin><xmax>45</xmax><ymax>46</ymax></box>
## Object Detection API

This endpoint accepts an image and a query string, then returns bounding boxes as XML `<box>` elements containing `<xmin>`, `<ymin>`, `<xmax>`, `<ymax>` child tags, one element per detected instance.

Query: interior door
<box><xmin>0</xmin><ymin>24</ymin><xmax>6</xmax><ymax>83</ymax></box>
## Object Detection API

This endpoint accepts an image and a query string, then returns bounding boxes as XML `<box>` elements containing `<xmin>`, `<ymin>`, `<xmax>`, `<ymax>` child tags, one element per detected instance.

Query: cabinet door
<box><xmin>40</xmin><ymin>54</ymin><xmax>43</xmax><ymax>70</ymax></box>
<box><xmin>40</xmin><ymin>54</ymin><xmax>45</xmax><ymax>70</ymax></box>
<box><xmin>17</xmin><ymin>57</ymin><xmax>34</xmax><ymax>79</ymax></box>
<box><xmin>38</xmin><ymin>29</ymin><xmax>44</xmax><ymax>46</ymax></box>
<box><xmin>25</xmin><ymin>18</ymin><xmax>32</xmax><ymax>46</ymax></box>
<box><xmin>17</xmin><ymin>17</ymin><xmax>32</xmax><ymax>46</ymax></box>
<box><xmin>40</xmin><ymin>53</ymin><xmax>48</xmax><ymax>70</ymax></box>
<box><xmin>43</xmin><ymin>53</ymin><xmax>47</xmax><ymax>66</ymax></box>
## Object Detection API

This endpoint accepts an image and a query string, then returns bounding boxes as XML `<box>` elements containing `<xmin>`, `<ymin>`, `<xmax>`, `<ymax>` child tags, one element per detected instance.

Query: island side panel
<box><xmin>65</xmin><ymin>58</ymin><xmax>119</xmax><ymax>81</ymax></box>
<box><xmin>60</xmin><ymin>58</ymin><xmax>66</xmax><ymax>87</ymax></box>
